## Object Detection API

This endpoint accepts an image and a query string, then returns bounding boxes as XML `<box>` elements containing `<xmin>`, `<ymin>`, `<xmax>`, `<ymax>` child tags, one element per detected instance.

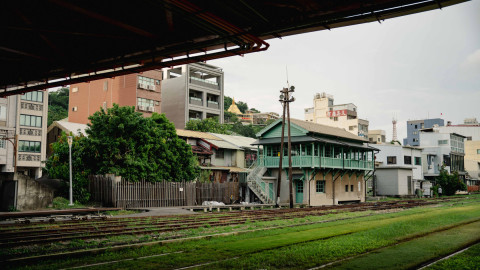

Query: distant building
<box><xmin>304</xmin><ymin>92</ymin><xmax>369</xmax><ymax>139</ymax></box>
<box><xmin>46</xmin><ymin>120</ymin><xmax>88</xmax><ymax>157</ymax></box>
<box><xmin>374</xmin><ymin>144</ymin><xmax>430</xmax><ymax>196</ymax></box>
<box><xmin>0</xmin><ymin>91</ymin><xmax>48</xmax><ymax>178</ymax></box>
<box><xmin>403</xmin><ymin>118</ymin><xmax>444</xmax><ymax>146</ymax></box>
<box><xmin>435</xmin><ymin>118</ymin><xmax>480</xmax><ymax>182</ymax></box>
<box><xmin>368</xmin><ymin>130</ymin><xmax>386</xmax><ymax>144</ymax></box>
<box><xmin>176</xmin><ymin>129</ymin><xmax>256</xmax><ymax>184</ymax></box>
<box><xmin>162</xmin><ymin>63</ymin><xmax>224</xmax><ymax>128</ymax></box>
<box><xmin>419</xmin><ymin>127</ymin><xmax>466</xmax><ymax>183</ymax></box>
<box><xmin>68</xmin><ymin>71</ymin><xmax>162</xmax><ymax>124</ymax></box>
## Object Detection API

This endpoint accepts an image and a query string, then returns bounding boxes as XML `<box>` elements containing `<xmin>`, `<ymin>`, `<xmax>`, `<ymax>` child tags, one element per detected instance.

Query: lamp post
<box><xmin>67</xmin><ymin>136</ymin><xmax>74</xmax><ymax>206</ymax></box>
<box><xmin>279</xmin><ymin>86</ymin><xmax>295</xmax><ymax>208</ymax></box>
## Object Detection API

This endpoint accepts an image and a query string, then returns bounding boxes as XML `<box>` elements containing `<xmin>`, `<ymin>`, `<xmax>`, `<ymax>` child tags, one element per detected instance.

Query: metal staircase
<box><xmin>247</xmin><ymin>162</ymin><xmax>274</xmax><ymax>204</ymax></box>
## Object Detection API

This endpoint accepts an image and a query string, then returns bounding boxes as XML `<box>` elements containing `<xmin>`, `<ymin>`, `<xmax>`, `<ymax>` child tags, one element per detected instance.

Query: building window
<box><xmin>345</xmin><ymin>185</ymin><xmax>348</xmax><ymax>192</ymax></box>
<box><xmin>72</xmin><ymin>106</ymin><xmax>78</xmax><ymax>112</ymax></box>
<box><xmin>414</xmin><ymin>124</ymin><xmax>417</xmax><ymax>129</ymax></box>
<box><xmin>20</xmin><ymin>114</ymin><xmax>42</xmax><ymax>128</ymax></box>
<box><xmin>21</xmin><ymin>91</ymin><xmax>43</xmax><ymax>103</ymax></box>
<box><xmin>387</xmin><ymin>156</ymin><xmax>397</xmax><ymax>164</ymax></box>
<box><xmin>333</xmin><ymin>117</ymin><xmax>338</xmax><ymax>121</ymax></box>
<box><xmin>71</xmin><ymin>87</ymin><xmax>78</xmax><ymax>93</ymax></box>
<box><xmin>316</xmin><ymin>180</ymin><xmax>325</xmax><ymax>193</ymax></box>
<box><xmin>0</xmin><ymin>105</ymin><xmax>6</xmax><ymax>121</ymax></box>
<box><xmin>18</xmin><ymin>140</ymin><xmax>41</xmax><ymax>153</ymax></box>
<box><xmin>413</xmin><ymin>138</ymin><xmax>418</xmax><ymax>142</ymax></box>
<box><xmin>414</xmin><ymin>157</ymin><xmax>421</xmax><ymax>165</ymax></box>
<box><xmin>103</xmin><ymin>81</ymin><xmax>108</xmax><ymax>91</ymax></box>
<box><xmin>438</xmin><ymin>140</ymin><xmax>448</xmax><ymax>145</ymax></box>
<box><xmin>0</xmin><ymin>139</ymin><xmax>5</xmax><ymax>149</ymax></box>
<box><xmin>404</xmin><ymin>156</ymin><xmax>412</xmax><ymax>165</ymax></box>
<box><xmin>476</xmin><ymin>149</ymin><xmax>480</xmax><ymax>155</ymax></box>
<box><xmin>216</xmin><ymin>149</ymin><xmax>224</xmax><ymax>159</ymax></box>
<box><xmin>138</xmin><ymin>76</ymin><xmax>159</xmax><ymax>90</ymax></box>
<box><xmin>350</xmin><ymin>185</ymin><xmax>354</xmax><ymax>192</ymax></box>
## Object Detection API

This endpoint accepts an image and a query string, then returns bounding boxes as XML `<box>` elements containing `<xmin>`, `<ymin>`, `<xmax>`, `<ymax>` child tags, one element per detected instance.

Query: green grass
<box><xmin>13</xmin><ymin>200</ymin><xmax>480</xmax><ymax>270</ymax></box>
<box><xmin>325</xmin><ymin>221</ymin><xmax>480</xmax><ymax>269</ymax></box>
<box><xmin>425</xmin><ymin>242</ymin><xmax>480</xmax><ymax>270</ymax></box>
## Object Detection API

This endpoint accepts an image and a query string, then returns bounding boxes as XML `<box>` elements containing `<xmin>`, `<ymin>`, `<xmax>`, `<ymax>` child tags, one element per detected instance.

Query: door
<box><xmin>269</xmin><ymin>183</ymin><xmax>274</xmax><ymax>200</ymax></box>
<box><xmin>295</xmin><ymin>180</ymin><xmax>304</xmax><ymax>204</ymax></box>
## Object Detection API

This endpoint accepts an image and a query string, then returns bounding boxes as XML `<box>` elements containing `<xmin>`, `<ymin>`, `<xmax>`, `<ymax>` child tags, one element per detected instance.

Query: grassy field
<box><xmin>7</xmin><ymin>195</ymin><xmax>480</xmax><ymax>270</ymax></box>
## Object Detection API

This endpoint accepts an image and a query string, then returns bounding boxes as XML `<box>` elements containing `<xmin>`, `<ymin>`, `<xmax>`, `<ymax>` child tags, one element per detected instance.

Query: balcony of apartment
<box><xmin>189</xmin><ymin>90</ymin><xmax>203</xmax><ymax>107</ymax></box>
<box><xmin>206</xmin><ymin>94</ymin><xmax>220</xmax><ymax>109</ymax></box>
<box><xmin>188</xmin><ymin>110</ymin><xmax>203</xmax><ymax>122</ymax></box>
<box><xmin>189</xmin><ymin>69</ymin><xmax>220</xmax><ymax>90</ymax></box>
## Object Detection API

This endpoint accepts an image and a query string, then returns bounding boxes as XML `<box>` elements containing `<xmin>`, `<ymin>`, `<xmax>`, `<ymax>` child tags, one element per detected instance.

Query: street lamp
<box><xmin>67</xmin><ymin>136</ymin><xmax>74</xmax><ymax>206</ymax></box>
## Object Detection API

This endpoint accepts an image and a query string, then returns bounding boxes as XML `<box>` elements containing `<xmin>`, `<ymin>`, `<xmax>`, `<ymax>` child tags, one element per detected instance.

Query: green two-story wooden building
<box><xmin>249</xmin><ymin>118</ymin><xmax>376</xmax><ymax>206</ymax></box>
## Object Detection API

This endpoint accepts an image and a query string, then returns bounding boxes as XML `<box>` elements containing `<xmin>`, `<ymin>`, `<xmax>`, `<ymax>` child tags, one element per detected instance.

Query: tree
<box><xmin>86</xmin><ymin>105</ymin><xmax>199</xmax><ymax>182</ymax></box>
<box><xmin>48</xmin><ymin>87</ymin><xmax>69</xmax><ymax>126</ymax></box>
<box><xmin>249</xmin><ymin>108</ymin><xmax>260</xmax><ymax>113</ymax></box>
<box><xmin>185</xmin><ymin>117</ymin><xmax>229</xmax><ymax>134</ymax></box>
<box><xmin>224</xmin><ymin>96</ymin><xmax>233</xmax><ymax>111</ymax></box>
<box><xmin>435</xmin><ymin>166</ymin><xmax>467</xmax><ymax>196</ymax></box>
<box><xmin>236</xmin><ymin>101</ymin><xmax>248</xmax><ymax>113</ymax></box>
<box><xmin>224</xmin><ymin>111</ymin><xmax>238</xmax><ymax>123</ymax></box>
<box><xmin>45</xmin><ymin>104</ymin><xmax>200</xmax><ymax>202</ymax></box>
<box><xmin>44</xmin><ymin>133</ymin><xmax>92</xmax><ymax>203</ymax></box>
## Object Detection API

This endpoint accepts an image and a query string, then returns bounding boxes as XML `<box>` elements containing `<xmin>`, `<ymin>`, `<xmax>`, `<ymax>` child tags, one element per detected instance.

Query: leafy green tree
<box><xmin>185</xmin><ymin>117</ymin><xmax>229</xmax><ymax>134</ymax></box>
<box><xmin>224</xmin><ymin>111</ymin><xmax>238</xmax><ymax>123</ymax></box>
<box><xmin>44</xmin><ymin>133</ymin><xmax>92</xmax><ymax>203</ymax></box>
<box><xmin>224</xmin><ymin>96</ymin><xmax>233</xmax><ymax>111</ymax></box>
<box><xmin>236</xmin><ymin>101</ymin><xmax>248</xmax><ymax>113</ymax></box>
<box><xmin>86</xmin><ymin>105</ymin><xmax>199</xmax><ymax>182</ymax></box>
<box><xmin>45</xmin><ymin>104</ymin><xmax>200</xmax><ymax>202</ymax></box>
<box><xmin>249</xmin><ymin>108</ymin><xmax>260</xmax><ymax>113</ymax></box>
<box><xmin>48</xmin><ymin>87</ymin><xmax>69</xmax><ymax>126</ymax></box>
<box><xmin>435</xmin><ymin>166</ymin><xmax>467</xmax><ymax>196</ymax></box>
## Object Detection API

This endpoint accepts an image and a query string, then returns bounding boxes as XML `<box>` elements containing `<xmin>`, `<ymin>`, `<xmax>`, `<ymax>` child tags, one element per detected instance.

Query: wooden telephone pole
<box><xmin>278</xmin><ymin>86</ymin><xmax>295</xmax><ymax>208</ymax></box>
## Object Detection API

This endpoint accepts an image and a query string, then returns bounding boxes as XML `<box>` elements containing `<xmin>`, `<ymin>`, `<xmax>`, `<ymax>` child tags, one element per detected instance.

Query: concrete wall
<box><xmin>376</xmin><ymin>167</ymin><xmax>413</xmax><ymax>196</ymax></box>
<box><xmin>0</xmin><ymin>173</ymin><xmax>54</xmax><ymax>211</ymax></box>
<box><xmin>160</xmin><ymin>76</ymin><xmax>187</xmax><ymax>128</ymax></box>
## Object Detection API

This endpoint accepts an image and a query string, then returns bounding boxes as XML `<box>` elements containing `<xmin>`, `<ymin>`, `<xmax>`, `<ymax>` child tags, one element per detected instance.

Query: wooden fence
<box><xmin>88</xmin><ymin>175</ymin><xmax>239</xmax><ymax>208</ymax></box>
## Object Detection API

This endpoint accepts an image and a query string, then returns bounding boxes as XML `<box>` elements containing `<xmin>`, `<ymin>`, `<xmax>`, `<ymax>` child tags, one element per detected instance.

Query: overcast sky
<box><xmin>211</xmin><ymin>1</ymin><xmax>480</xmax><ymax>142</ymax></box>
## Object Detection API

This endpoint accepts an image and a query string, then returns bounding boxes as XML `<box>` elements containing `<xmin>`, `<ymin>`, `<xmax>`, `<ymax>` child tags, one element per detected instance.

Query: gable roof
<box><xmin>209</xmin><ymin>133</ymin><xmax>257</xmax><ymax>150</ymax></box>
<box><xmin>176</xmin><ymin>129</ymin><xmax>222</xmax><ymax>141</ymax></box>
<box><xmin>257</xmin><ymin>118</ymin><xmax>367</xmax><ymax>142</ymax></box>
<box><xmin>47</xmin><ymin>121</ymin><xmax>88</xmax><ymax>136</ymax></box>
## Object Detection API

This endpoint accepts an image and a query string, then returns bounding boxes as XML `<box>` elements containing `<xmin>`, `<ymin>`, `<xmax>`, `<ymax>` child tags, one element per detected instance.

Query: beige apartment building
<box><xmin>0</xmin><ymin>91</ymin><xmax>48</xmax><ymax>178</ymax></box>
<box><xmin>68</xmin><ymin>70</ymin><xmax>162</xmax><ymax>124</ymax></box>
<box><xmin>305</xmin><ymin>92</ymin><xmax>369</xmax><ymax>139</ymax></box>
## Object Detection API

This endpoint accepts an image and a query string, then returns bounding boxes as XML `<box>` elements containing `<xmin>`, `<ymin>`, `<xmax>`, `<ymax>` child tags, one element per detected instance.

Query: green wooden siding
<box><xmin>262</xmin><ymin>123</ymin><xmax>307</xmax><ymax>138</ymax></box>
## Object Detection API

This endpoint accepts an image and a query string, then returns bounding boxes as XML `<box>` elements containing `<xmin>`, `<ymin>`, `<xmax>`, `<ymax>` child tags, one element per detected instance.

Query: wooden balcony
<box><xmin>258</xmin><ymin>156</ymin><xmax>374</xmax><ymax>170</ymax></box>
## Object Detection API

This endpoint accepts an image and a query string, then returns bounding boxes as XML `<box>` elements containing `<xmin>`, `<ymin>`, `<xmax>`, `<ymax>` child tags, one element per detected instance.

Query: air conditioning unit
<box><xmin>138</xmin><ymin>83</ymin><xmax>146</xmax><ymax>89</ymax></box>
<box><xmin>147</xmin><ymin>85</ymin><xmax>155</xmax><ymax>91</ymax></box>
<box><xmin>147</xmin><ymin>106</ymin><xmax>155</xmax><ymax>112</ymax></box>
<box><xmin>138</xmin><ymin>105</ymin><xmax>146</xmax><ymax>111</ymax></box>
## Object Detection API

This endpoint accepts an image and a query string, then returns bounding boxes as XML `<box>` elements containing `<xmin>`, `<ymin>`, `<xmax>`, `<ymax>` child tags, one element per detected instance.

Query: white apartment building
<box><xmin>374</xmin><ymin>144</ymin><xmax>428</xmax><ymax>196</ymax></box>
<box><xmin>161</xmin><ymin>63</ymin><xmax>224</xmax><ymax>128</ymax></box>
<box><xmin>419</xmin><ymin>127</ymin><xmax>466</xmax><ymax>182</ymax></box>
<box><xmin>368</xmin><ymin>130</ymin><xmax>386</xmax><ymax>144</ymax></box>
<box><xmin>0</xmin><ymin>91</ymin><xmax>48</xmax><ymax>178</ymax></box>
<box><xmin>304</xmin><ymin>92</ymin><xmax>368</xmax><ymax>139</ymax></box>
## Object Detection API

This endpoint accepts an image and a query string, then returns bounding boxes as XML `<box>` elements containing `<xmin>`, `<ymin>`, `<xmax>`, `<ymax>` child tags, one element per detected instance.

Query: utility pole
<box><xmin>276</xmin><ymin>88</ymin><xmax>288</xmax><ymax>208</ymax></box>
<box><xmin>287</xmin><ymin>86</ymin><xmax>295</xmax><ymax>208</ymax></box>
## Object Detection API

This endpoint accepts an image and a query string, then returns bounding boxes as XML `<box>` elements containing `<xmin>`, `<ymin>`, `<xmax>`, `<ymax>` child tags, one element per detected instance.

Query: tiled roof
<box><xmin>209</xmin><ymin>133</ymin><xmax>257</xmax><ymax>150</ymax></box>
<box><xmin>289</xmin><ymin>118</ymin><xmax>367</xmax><ymax>142</ymax></box>
<box><xmin>47</xmin><ymin>121</ymin><xmax>89</xmax><ymax>136</ymax></box>
<box><xmin>176</xmin><ymin>129</ymin><xmax>222</xmax><ymax>140</ymax></box>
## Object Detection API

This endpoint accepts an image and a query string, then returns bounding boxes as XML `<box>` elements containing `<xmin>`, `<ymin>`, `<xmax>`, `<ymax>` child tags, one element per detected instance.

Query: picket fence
<box><xmin>88</xmin><ymin>175</ymin><xmax>239</xmax><ymax>208</ymax></box>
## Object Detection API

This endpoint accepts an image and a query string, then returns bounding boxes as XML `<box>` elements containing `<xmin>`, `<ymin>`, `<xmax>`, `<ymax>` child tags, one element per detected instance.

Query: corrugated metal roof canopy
<box><xmin>1</xmin><ymin>0</ymin><xmax>468</xmax><ymax>95</ymax></box>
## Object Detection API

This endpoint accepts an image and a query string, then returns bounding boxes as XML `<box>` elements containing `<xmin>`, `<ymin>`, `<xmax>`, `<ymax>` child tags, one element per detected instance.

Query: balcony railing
<box><xmin>189</xmin><ymin>77</ymin><xmax>220</xmax><ymax>90</ymax></box>
<box><xmin>258</xmin><ymin>155</ymin><xmax>374</xmax><ymax>170</ymax></box>
<box><xmin>207</xmin><ymin>100</ymin><xmax>219</xmax><ymax>109</ymax></box>
<box><xmin>189</xmin><ymin>97</ymin><xmax>203</xmax><ymax>106</ymax></box>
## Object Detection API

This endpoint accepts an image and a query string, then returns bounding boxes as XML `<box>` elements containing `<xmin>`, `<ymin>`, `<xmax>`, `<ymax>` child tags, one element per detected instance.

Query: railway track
<box><xmin>0</xmin><ymin>199</ymin><xmax>442</xmax><ymax>251</ymax></box>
